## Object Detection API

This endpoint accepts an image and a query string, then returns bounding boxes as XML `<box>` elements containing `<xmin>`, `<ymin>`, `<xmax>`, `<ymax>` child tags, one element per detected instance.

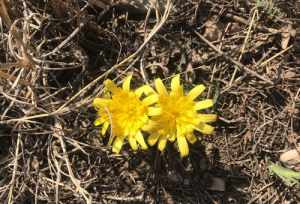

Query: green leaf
<box><xmin>268</xmin><ymin>162</ymin><xmax>300</xmax><ymax>186</ymax></box>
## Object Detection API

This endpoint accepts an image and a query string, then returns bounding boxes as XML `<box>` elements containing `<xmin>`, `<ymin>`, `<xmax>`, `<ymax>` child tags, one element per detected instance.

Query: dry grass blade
<box><xmin>194</xmin><ymin>31</ymin><xmax>274</xmax><ymax>85</ymax></box>
<box><xmin>0</xmin><ymin>69</ymin><xmax>31</xmax><ymax>86</ymax></box>
<box><xmin>7</xmin><ymin>133</ymin><xmax>21</xmax><ymax>204</ymax></box>
<box><xmin>230</xmin><ymin>9</ymin><xmax>258</xmax><ymax>85</ymax></box>
<box><xmin>53</xmin><ymin>122</ymin><xmax>92</xmax><ymax>204</ymax></box>
<box><xmin>0</xmin><ymin>0</ymin><xmax>174</xmax><ymax>124</ymax></box>
<box><xmin>0</xmin><ymin>0</ymin><xmax>11</xmax><ymax>27</ymax></box>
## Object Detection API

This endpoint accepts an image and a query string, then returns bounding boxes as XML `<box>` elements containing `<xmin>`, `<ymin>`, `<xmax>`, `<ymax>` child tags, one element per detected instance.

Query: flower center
<box><xmin>158</xmin><ymin>95</ymin><xmax>197</xmax><ymax>132</ymax></box>
<box><xmin>109</xmin><ymin>91</ymin><xmax>148</xmax><ymax>135</ymax></box>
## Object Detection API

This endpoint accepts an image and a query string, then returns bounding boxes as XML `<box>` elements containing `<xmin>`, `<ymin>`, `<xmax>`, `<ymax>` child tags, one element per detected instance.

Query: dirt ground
<box><xmin>0</xmin><ymin>0</ymin><xmax>299</xmax><ymax>203</ymax></box>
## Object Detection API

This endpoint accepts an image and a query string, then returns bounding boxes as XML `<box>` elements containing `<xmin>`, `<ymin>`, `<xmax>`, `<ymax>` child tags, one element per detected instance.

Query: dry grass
<box><xmin>0</xmin><ymin>0</ymin><xmax>299</xmax><ymax>203</ymax></box>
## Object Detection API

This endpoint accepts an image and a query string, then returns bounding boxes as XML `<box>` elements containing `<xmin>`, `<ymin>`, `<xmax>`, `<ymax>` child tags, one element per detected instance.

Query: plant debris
<box><xmin>0</xmin><ymin>0</ymin><xmax>299</xmax><ymax>203</ymax></box>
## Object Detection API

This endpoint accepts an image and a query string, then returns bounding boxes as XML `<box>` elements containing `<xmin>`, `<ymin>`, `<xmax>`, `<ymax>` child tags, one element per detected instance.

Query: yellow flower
<box><xmin>93</xmin><ymin>75</ymin><xmax>159</xmax><ymax>153</ymax></box>
<box><xmin>143</xmin><ymin>75</ymin><xmax>217</xmax><ymax>157</ymax></box>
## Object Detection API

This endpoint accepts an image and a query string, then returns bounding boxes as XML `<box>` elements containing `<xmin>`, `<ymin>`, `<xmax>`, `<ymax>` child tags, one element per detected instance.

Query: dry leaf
<box><xmin>283</xmin><ymin>70</ymin><xmax>297</xmax><ymax>79</ymax></box>
<box><xmin>184</xmin><ymin>63</ymin><xmax>195</xmax><ymax>83</ymax></box>
<box><xmin>281</xmin><ymin>24</ymin><xmax>296</xmax><ymax>49</ymax></box>
<box><xmin>191</xmin><ymin>49</ymin><xmax>202</xmax><ymax>63</ymax></box>
<box><xmin>243</xmin><ymin>130</ymin><xmax>252</xmax><ymax>145</ymax></box>
<box><xmin>203</xmin><ymin>18</ymin><xmax>222</xmax><ymax>41</ymax></box>
<box><xmin>280</xmin><ymin>149</ymin><xmax>300</xmax><ymax>171</ymax></box>
<box><xmin>229</xmin><ymin>22</ymin><xmax>242</xmax><ymax>33</ymax></box>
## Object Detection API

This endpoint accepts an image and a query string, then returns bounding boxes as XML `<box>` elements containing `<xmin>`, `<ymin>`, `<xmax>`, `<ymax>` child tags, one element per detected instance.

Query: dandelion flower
<box><xmin>93</xmin><ymin>75</ymin><xmax>159</xmax><ymax>153</ymax></box>
<box><xmin>143</xmin><ymin>75</ymin><xmax>217</xmax><ymax>157</ymax></box>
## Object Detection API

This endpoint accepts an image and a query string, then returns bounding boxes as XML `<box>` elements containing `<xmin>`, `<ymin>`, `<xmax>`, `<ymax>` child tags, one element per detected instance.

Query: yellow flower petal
<box><xmin>122</xmin><ymin>75</ymin><xmax>132</xmax><ymax>91</ymax></box>
<box><xmin>135</xmin><ymin>131</ymin><xmax>148</xmax><ymax>150</ymax></box>
<box><xmin>101</xmin><ymin>122</ymin><xmax>110</xmax><ymax>135</ymax></box>
<box><xmin>128</xmin><ymin>135</ymin><xmax>138</xmax><ymax>151</ymax></box>
<box><xmin>93</xmin><ymin>75</ymin><xmax>159</xmax><ymax>154</ymax></box>
<box><xmin>93</xmin><ymin>98</ymin><xmax>110</xmax><ymax>109</ymax></box>
<box><xmin>142</xmin><ymin>94</ymin><xmax>158</xmax><ymax>106</ymax></box>
<box><xmin>112</xmin><ymin>137</ymin><xmax>124</xmax><ymax>153</ymax></box>
<box><xmin>171</xmin><ymin>74</ymin><xmax>181</xmax><ymax>92</ymax></box>
<box><xmin>169</xmin><ymin>134</ymin><xmax>176</xmax><ymax>142</ymax></box>
<box><xmin>197</xmin><ymin>114</ymin><xmax>217</xmax><ymax>123</ymax></box>
<box><xmin>188</xmin><ymin>85</ymin><xmax>205</xmax><ymax>100</ymax></box>
<box><xmin>148</xmin><ymin>134</ymin><xmax>159</xmax><ymax>146</ymax></box>
<box><xmin>139</xmin><ymin>73</ymin><xmax>216</xmax><ymax>157</ymax></box>
<box><xmin>135</xmin><ymin>85</ymin><xmax>155</xmax><ymax>97</ymax></box>
<box><xmin>195</xmin><ymin>99</ymin><xmax>214</xmax><ymax>110</ymax></box>
<box><xmin>177</xmin><ymin>125</ymin><xmax>186</xmax><ymax>137</ymax></box>
<box><xmin>186</xmin><ymin>134</ymin><xmax>197</xmax><ymax>144</ymax></box>
<box><xmin>196</xmin><ymin>123</ymin><xmax>214</xmax><ymax>134</ymax></box>
<box><xmin>124</xmin><ymin>123</ymin><xmax>131</xmax><ymax>136</ymax></box>
<box><xmin>177</xmin><ymin>136</ymin><xmax>189</xmax><ymax>157</ymax></box>
<box><xmin>158</xmin><ymin>137</ymin><xmax>167</xmax><ymax>152</ymax></box>
<box><xmin>104</xmin><ymin>79</ymin><xmax>118</xmax><ymax>92</ymax></box>
<box><xmin>142</xmin><ymin>120</ymin><xmax>155</xmax><ymax>131</ymax></box>
<box><xmin>94</xmin><ymin>117</ymin><xmax>106</xmax><ymax>126</ymax></box>
<box><xmin>155</xmin><ymin>78</ymin><xmax>168</xmax><ymax>95</ymax></box>
<box><xmin>148</xmin><ymin>107</ymin><xmax>162</xmax><ymax>116</ymax></box>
